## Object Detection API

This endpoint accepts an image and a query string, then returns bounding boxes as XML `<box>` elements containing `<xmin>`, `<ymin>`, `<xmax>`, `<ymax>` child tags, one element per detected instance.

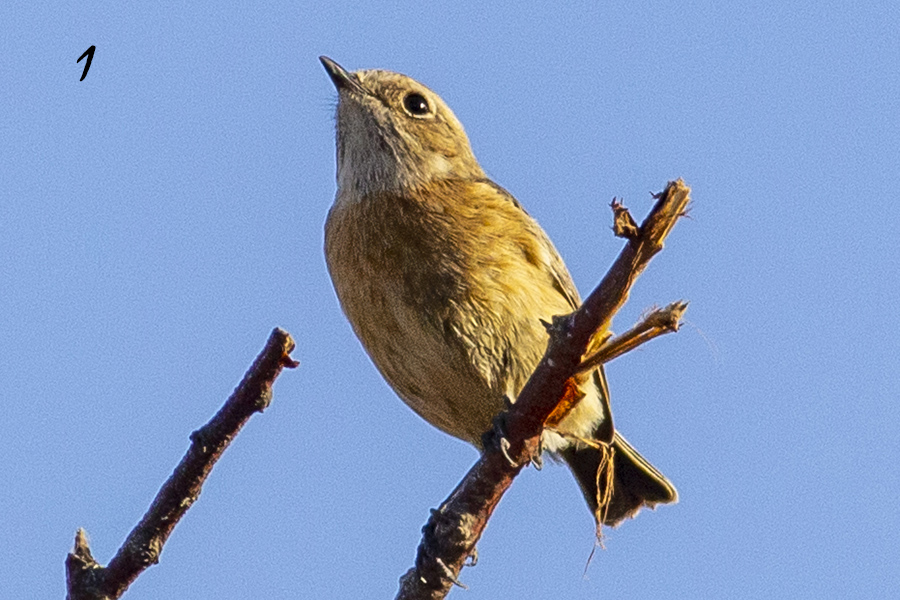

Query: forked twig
<box><xmin>395</xmin><ymin>179</ymin><xmax>692</xmax><ymax>600</ymax></box>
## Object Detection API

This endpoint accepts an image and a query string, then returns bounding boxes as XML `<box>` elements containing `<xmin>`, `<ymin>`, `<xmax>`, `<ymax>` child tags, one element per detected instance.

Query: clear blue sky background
<box><xmin>2</xmin><ymin>2</ymin><xmax>898</xmax><ymax>598</ymax></box>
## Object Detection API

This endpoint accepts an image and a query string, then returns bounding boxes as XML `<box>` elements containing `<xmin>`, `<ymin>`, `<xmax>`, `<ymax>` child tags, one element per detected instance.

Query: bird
<box><xmin>319</xmin><ymin>56</ymin><xmax>676</xmax><ymax>526</ymax></box>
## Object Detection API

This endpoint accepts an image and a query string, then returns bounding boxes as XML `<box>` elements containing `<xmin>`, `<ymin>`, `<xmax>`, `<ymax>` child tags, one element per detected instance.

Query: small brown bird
<box><xmin>320</xmin><ymin>56</ymin><xmax>676</xmax><ymax>526</ymax></box>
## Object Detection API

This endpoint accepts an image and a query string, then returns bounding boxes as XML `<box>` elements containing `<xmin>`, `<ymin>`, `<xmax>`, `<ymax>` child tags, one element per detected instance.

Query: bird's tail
<box><xmin>562</xmin><ymin>431</ymin><xmax>677</xmax><ymax>527</ymax></box>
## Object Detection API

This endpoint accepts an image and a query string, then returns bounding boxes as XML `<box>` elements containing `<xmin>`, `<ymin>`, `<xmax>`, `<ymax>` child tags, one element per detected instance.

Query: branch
<box><xmin>576</xmin><ymin>301</ymin><xmax>689</xmax><ymax>375</ymax></box>
<box><xmin>65</xmin><ymin>328</ymin><xmax>298</xmax><ymax>600</ymax></box>
<box><xmin>395</xmin><ymin>179</ymin><xmax>691</xmax><ymax>600</ymax></box>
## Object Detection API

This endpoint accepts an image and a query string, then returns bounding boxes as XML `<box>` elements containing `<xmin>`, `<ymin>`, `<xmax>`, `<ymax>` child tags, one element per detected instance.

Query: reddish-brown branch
<box><xmin>395</xmin><ymin>179</ymin><xmax>691</xmax><ymax>600</ymax></box>
<box><xmin>65</xmin><ymin>328</ymin><xmax>297</xmax><ymax>600</ymax></box>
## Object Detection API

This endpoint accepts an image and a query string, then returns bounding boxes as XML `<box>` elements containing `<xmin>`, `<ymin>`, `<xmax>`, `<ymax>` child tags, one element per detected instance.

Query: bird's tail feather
<box><xmin>562</xmin><ymin>431</ymin><xmax>677</xmax><ymax>527</ymax></box>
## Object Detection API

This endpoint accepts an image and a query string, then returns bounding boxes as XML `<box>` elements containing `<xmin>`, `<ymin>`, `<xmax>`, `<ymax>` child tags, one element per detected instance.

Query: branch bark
<box><xmin>65</xmin><ymin>328</ymin><xmax>298</xmax><ymax>600</ymax></box>
<box><xmin>395</xmin><ymin>179</ymin><xmax>691</xmax><ymax>600</ymax></box>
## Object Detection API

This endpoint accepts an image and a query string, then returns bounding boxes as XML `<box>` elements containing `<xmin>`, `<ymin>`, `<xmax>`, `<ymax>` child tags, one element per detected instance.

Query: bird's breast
<box><xmin>324</xmin><ymin>182</ymin><xmax>587</xmax><ymax>446</ymax></box>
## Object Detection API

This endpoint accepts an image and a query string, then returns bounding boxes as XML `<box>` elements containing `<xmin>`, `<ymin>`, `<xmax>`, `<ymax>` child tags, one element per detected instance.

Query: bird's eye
<box><xmin>403</xmin><ymin>92</ymin><xmax>431</xmax><ymax>116</ymax></box>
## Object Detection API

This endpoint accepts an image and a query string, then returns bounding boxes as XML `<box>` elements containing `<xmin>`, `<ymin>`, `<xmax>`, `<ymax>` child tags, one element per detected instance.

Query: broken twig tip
<box><xmin>72</xmin><ymin>528</ymin><xmax>93</xmax><ymax>557</ymax></box>
<box><xmin>664</xmin><ymin>300</ymin><xmax>690</xmax><ymax>331</ymax></box>
<box><xmin>610</xmin><ymin>198</ymin><xmax>640</xmax><ymax>240</ymax></box>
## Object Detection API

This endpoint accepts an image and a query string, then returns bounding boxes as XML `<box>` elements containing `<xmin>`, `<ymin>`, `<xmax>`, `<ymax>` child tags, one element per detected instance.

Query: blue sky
<box><xmin>2</xmin><ymin>2</ymin><xmax>899</xmax><ymax>598</ymax></box>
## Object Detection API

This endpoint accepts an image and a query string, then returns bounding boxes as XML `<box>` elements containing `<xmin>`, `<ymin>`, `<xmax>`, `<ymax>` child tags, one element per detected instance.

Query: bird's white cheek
<box><xmin>426</xmin><ymin>153</ymin><xmax>452</xmax><ymax>177</ymax></box>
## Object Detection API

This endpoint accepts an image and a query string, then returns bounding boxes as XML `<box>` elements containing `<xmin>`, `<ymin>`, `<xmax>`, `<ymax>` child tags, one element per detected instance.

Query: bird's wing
<box><xmin>478</xmin><ymin>179</ymin><xmax>582</xmax><ymax>309</ymax></box>
<box><xmin>479</xmin><ymin>179</ymin><xmax>615</xmax><ymax>440</ymax></box>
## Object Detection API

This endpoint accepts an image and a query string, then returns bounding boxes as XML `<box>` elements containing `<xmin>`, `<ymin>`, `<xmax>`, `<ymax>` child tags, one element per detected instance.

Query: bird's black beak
<box><xmin>319</xmin><ymin>56</ymin><xmax>366</xmax><ymax>95</ymax></box>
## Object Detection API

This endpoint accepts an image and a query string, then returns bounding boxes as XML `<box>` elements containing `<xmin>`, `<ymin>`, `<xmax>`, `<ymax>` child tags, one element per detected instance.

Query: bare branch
<box><xmin>65</xmin><ymin>328</ymin><xmax>298</xmax><ymax>600</ymax></box>
<box><xmin>576</xmin><ymin>301</ymin><xmax>689</xmax><ymax>375</ymax></box>
<box><xmin>395</xmin><ymin>179</ymin><xmax>691</xmax><ymax>600</ymax></box>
